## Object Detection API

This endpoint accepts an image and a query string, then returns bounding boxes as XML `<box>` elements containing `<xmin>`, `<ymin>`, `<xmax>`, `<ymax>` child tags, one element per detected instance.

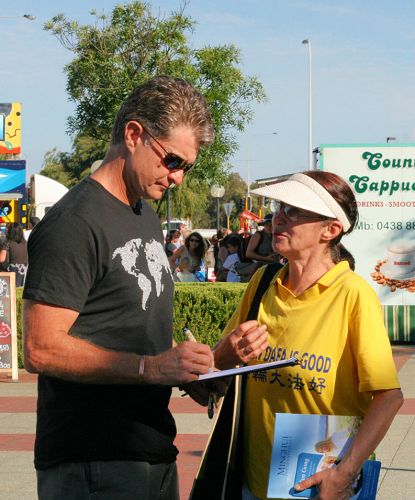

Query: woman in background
<box><xmin>164</xmin><ymin>229</ymin><xmax>181</xmax><ymax>257</ymax></box>
<box><xmin>169</xmin><ymin>231</ymin><xmax>207</xmax><ymax>281</ymax></box>
<box><xmin>0</xmin><ymin>222</ymin><xmax>28</xmax><ymax>286</ymax></box>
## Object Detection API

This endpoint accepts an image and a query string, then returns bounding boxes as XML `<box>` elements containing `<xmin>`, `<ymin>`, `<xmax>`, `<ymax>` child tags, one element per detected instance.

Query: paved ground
<box><xmin>0</xmin><ymin>345</ymin><xmax>414</xmax><ymax>499</ymax></box>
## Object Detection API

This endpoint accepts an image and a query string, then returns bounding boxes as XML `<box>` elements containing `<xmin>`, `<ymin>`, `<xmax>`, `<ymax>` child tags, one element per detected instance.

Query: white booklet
<box><xmin>267</xmin><ymin>413</ymin><xmax>380</xmax><ymax>499</ymax></box>
<box><xmin>198</xmin><ymin>356</ymin><xmax>299</xmax><ymax>381</ymax></box>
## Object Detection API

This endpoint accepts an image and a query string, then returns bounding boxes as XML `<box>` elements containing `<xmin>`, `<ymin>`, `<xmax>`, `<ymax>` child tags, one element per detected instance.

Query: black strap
<box><xmin>189</xmin><ymin>262</ymin><xmax>283</xmax><ymax>500</ymax></box>
<box><xmin>246</xmin><ymin>262</ymin><xmax>283</xmax><ymax>321</ymax></box>
<box><xmin>222</xmin><ymin>262</ymin><xmax>283</xmax><ymax>499</ymax></box>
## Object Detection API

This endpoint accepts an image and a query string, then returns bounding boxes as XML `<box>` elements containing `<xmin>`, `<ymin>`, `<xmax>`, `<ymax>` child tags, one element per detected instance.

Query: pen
<box><xmin>183</xmin><ymin>326</ymin><xmax>216</xmax><ymax>419</ymax></box>
<box><xmin>183</xmin><ymin>326</ymin><xmax>197</xmax><ymax>343</ymax></box>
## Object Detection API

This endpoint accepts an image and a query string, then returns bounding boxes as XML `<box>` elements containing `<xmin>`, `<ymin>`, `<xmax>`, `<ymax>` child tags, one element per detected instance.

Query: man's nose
<box><xmin>168</xmin><ymin>169</ymin><xmax>185</xmax><ymax>186</ymax></box>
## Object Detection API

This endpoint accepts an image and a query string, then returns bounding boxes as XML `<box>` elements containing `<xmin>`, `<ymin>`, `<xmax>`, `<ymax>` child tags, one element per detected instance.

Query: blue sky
<box><xmin>2</xmin><ymin>0</ymin><xmax>414</xmax><ymax>183</ymax></box>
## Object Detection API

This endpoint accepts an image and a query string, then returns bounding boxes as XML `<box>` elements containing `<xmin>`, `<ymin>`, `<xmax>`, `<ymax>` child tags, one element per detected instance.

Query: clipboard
<box><xmin>198</xmin><ymin>356</ymin><xmax>299</xmax><ymax>381</ymax></box>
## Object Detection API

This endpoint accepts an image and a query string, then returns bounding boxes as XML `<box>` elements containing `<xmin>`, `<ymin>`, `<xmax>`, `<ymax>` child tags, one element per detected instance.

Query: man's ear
<box><xmin>321</xmin><ymin>220</ymin><xmax>343</xmax><ymax>242</ymax></box>
<box><xmin>124</xmin><ymin>121</ymin><xmax>144</xmax><ymax>151</ymax></box>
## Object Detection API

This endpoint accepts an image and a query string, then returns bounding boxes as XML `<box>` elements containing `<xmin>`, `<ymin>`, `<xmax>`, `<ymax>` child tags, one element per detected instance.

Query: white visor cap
<box><xmin>251</xmin><ymin>173</ymin><xmax>351</xmax><ymax>232</ymax></box>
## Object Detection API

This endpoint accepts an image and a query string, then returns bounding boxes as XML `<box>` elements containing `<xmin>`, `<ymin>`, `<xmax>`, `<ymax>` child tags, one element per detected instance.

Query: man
<box><xmin>23</xmin><ymin>216</ymin><xmax>40</xmax><ymax>241</ymax></box>
<box><xmin>23</xmin><ymin>76</ymin><xmax>217</xmax><ymax>499</ymax></box>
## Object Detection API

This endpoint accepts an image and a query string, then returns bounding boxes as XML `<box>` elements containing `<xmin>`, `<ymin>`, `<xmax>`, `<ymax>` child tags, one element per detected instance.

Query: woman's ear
<box><xmin>321</xmin><ymin>220</ymin><xmax>343</xmax><ymax>242</ymax></box>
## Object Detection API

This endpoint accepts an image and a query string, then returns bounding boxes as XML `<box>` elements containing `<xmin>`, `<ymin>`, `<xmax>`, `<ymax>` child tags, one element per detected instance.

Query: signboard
<box><xmin>223</xmin><ymin>201</ymin><xmax>234</xmax><ymax>216</ymax></box>
<box><xmin>0</xmin><ymin>160</ymin><xmax>27</xmax><ymax>224</ymax></box>
<box><xmin>0</xmin><ymin>103</ymin><xmax>22</xmax><ymax>155</ymax></box>
<box><xmin>320</xmin><ymin>144</ymin><xmax>415</xmax><ymax>306</ymax></box>
<box><xmin>0</xmin><ymin>273</ymin><xmax>18</xmax><ymax>381</ymax></box>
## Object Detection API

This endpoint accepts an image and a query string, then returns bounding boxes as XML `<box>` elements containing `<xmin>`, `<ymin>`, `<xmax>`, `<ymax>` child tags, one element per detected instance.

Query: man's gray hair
<box><xmin>111</xmin><ymin>76</ymin><xmax>214</xmax><ymax>146</ymax></box>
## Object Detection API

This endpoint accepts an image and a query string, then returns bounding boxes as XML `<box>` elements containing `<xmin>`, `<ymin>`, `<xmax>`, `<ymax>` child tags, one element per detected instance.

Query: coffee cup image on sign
<box><xmin>383</xmin><ymin>245</ymin><xmax>415</xmax><ymax>278</ymax></box>
<box><xmin>371</xmin><ymin>244</ymin><xmax>415</xmax><ymax>292</ymax></box>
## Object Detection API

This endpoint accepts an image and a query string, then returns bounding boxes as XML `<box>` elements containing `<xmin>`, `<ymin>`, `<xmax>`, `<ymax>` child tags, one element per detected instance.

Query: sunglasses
<box><xmin>189</xmin><ymin>238</ymin><xmax>201</xmax><ymax>243</ymax></box>
<box><xmin>142</xmin><ymin>125</ymin><xmax>194</xmax><ymax>174</ymax></box>
<box><xmin>274</xmin><ymin>202</ymin><xmax>332</xmax><ymax>222</ymax></box>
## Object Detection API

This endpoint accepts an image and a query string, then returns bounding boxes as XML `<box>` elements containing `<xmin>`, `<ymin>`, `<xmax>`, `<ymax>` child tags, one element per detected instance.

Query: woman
<box><xmin>245</xmin><ymin>213</ymin><xmax>277</xmax><ymax>264</ymax></box>
<box><xmin>213</xmin><ymin>171</ymin><xmax>403</xmax><ymax>500</ymax></box>
<box><xmin>0</xmin><ymin>222</ymin><xmax>28</xmax><ymax>287</ymax></box>
<box><xmin>169</xmin><ymin>231</ymin><xmax>207</xmax><ymax>281</ymax></box>
<box><xmin>238</xmin><ymin>214</ymin><xmax>281</xmax><ymax>282</ymax></box>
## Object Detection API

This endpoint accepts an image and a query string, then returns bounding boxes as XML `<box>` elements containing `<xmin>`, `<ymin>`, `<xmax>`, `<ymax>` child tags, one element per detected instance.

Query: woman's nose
<box><xmin>273</xmin><ymin>208</ymin><xmax>285</xmax><ymax>225</ymax></box>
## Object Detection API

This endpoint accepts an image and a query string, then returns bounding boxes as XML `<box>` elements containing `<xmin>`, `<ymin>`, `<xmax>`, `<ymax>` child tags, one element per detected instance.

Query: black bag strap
<box><xmin>189</xmin><ymin>263</ymin><xmax>283</xmax><ymax>500</ymax></box>
<box><xmin>221</xmin><ymin>262</ymin><xmax>283</xmax><ymax>499</ymax></box>
<box><xmin>246</xmin><ymin>262</ymin><xmax>283</xmax><ymax>321</ymax></box>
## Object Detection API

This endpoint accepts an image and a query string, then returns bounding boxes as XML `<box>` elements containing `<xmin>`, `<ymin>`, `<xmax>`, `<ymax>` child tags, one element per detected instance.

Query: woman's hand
<box><xmin>294</xmin><ymin>465</ymin><xmax>355</xmax><ymax>500</ymax></box>
<box><xmin>296</xmin><ymin>388</ymin><xmax>403</xmax><ymax>499</ymax></box>
<box><xmin>213</xmin><ymin>320</ymin><xmax>269</xmax><ymax>370</ymax></box>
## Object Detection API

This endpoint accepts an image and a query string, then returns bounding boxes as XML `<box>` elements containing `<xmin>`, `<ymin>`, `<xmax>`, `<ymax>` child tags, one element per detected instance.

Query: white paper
<box><xmin>198</xmin><ymin>356</ymin><xmax>299</xmax><ymax>381</ymax></box>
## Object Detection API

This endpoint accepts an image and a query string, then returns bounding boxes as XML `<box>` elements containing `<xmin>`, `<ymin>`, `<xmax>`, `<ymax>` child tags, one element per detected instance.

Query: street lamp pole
<box><xmin>302</xmin><ymin>39</ymin><xmax>313</xmax><ymax>170</ymax></box>
<box><xmin>210</xmin><ymin>185</ymin><xmax>225</xmax><ymax>230</ymax></box>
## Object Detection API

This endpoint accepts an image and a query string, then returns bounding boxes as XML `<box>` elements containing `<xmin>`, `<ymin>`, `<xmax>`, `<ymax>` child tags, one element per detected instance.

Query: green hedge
<box><xmin>15</xmin><ymin>283</ymin><xmax>246</xmax><ymax>368</ymax></box>
<box><xmin>173</xmin><ymin>282</ymin><xmax>247</xmax><ymax>345</ymax></box>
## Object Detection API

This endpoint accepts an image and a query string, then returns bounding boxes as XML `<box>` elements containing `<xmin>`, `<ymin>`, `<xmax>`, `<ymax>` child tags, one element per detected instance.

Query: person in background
<box><xmin>175</xmin><ymin>256</ymin><xmax>197</xmax><ymax>282</ymax></box>
<box><xmin>216</xmin><ymin>228</ymin><xmax>232</xmax><ymax>281</ymax></box>
<box><xmin>222</xmin><ymin>234</ymin><xmax>242</xmax><ymax>282</ymax></box>
<box><xmin>178</xmin><ymin>222</ymin><xmax>188</xmax><ymax>245</ymax></box>
<box><xmin>213</xmin><ymin>171</ymin><xmax>402</xmax><ymax>500</ymax></box>
<box><xmin>213</xmin><ymin>228</ymin><xmax>228</xmax><ymax>281</ymax></box>
<box><xmin>245</xmin><ymin>213</ymin><xmax>281</xmax><ymax>267</ymax></box>
<box><xmin>169</xmin><ymin>231</ymin><xmax>207</xmax><ymax>280</ymax></box>
<box><xmin>24</xmin><ymin>216</ymin><xmax>41</xmax><ymax>241</ymax></box>
<box><xmin>165</xmin><ymin>229</ymin><xmax>181</xmax><ymax>257</ymax></box>
<box><xmin>23</xmin><ymin>76</ymin><xmax>220</xmax><ymax>500</ymax></box>
<box><xmin>0</xmin><ymin>222</ymin><xmax>28</xmax><ymax>286</ymax></box>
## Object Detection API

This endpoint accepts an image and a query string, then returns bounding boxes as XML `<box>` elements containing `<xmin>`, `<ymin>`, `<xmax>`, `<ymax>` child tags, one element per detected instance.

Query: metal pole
<box><xmin>166</xmin><ymin>188</ymin><xmax>171</xmax><ymax>232</ymax></box>
<box><xmin>302</xmin><ymin>39</ymin><xmax>313</xmax><ymax>170</ymax></box>
<box><xmin>216</xmin><ymin>198</ymin><xmax>220</xmax><ymax>230</ymax></box>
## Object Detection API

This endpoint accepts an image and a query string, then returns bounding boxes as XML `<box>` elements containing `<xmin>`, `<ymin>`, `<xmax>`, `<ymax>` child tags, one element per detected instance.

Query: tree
<box><xmin>43</xmin><ymin>1</ymin><xmax>266</xmax><ymax>217</ymax></box>
<box><xmin>40</xmin><ymin>135</ymin><xmax>104</xmax><ymax>188</ymax></box>
<box><xmin>40</xmin><ymin>149</ymin><xmax>74</xmax><ymax>187</ymax></box>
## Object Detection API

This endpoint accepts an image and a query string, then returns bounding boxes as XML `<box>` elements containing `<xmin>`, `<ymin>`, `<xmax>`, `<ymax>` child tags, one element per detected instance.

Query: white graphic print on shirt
<box><xmin>112</xmin><ymin>238</ymin><xmax>172</xmax><ymax>310</ymax></box>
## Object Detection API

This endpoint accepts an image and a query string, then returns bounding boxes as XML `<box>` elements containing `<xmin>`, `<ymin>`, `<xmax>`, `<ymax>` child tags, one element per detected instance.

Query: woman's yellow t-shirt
<box><xmin>222</xmin><ymin>261</ymin><xmax>400</xmax><ymax>499</ymax></box>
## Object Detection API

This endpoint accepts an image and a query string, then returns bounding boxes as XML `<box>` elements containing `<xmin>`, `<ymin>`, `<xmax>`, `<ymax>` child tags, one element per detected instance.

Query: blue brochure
<box><xmin>267</xmin><ymin>413</ymin><xmax>380</xmax><ymax>499</ymax></box>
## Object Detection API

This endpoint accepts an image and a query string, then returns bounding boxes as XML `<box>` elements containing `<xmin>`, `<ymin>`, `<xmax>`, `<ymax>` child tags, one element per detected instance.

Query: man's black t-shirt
<box><xmin>23</xmin><ymin>177</ymin><xmax>177</xmax><ymax>470</ymax></box>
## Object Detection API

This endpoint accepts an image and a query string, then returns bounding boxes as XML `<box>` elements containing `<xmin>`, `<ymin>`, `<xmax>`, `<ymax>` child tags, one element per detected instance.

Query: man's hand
<box><xmin>294</xmin><ymin>466</ymin><xmax>355</xmax><ymax>500</ymax></box>
<box><xmin>145</xmin><ymin>341</ymin><xmax>214</xmax><ymax>385</ymax></box>
<box><xmin>180</xmin><ymin>377</ymin><xmax>230</xmax><ymax>406</ymax></box>
<box><xmin>214</xmin><ymin>321</ymin><xmax>269</xmax><ymax>370</ymax></box>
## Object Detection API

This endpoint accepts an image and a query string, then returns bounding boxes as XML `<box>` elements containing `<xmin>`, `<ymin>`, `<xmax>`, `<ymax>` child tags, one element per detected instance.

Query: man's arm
<box><xmin>23</xmin><ymin>299</ymin><xmax>214</xmax><ymax>386</ymax></box>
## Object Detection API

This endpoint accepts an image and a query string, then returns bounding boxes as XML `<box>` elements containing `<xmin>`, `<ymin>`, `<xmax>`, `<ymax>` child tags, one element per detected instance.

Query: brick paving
<box><xmin>0</xmin><ymin>345</ymin><xmax>414</xmax><ymax>499</ymax></box>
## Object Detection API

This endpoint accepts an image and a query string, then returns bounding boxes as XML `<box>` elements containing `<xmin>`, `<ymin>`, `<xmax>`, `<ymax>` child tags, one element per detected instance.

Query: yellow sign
<box><xmin>0</xmin><ymin>103</ymin><xmax>22</xmax><ymax>155</ymax></box>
